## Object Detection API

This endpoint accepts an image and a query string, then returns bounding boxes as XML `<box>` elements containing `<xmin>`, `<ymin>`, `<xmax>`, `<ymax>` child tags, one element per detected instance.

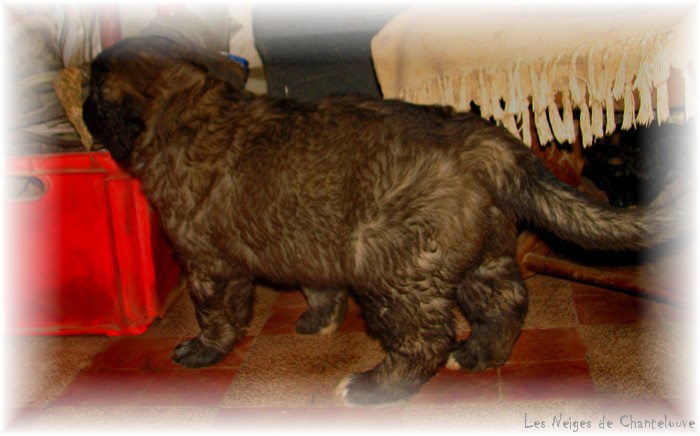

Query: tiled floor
<box><xmin>5</xmin><ymin>273</ymin><xmax>697</xmax><ymax>433</ymax></box>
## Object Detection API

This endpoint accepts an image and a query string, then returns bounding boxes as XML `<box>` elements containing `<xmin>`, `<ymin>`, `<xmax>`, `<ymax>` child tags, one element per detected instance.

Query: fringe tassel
<box><xmin>545</xmin><ymin>62</ymin><xmax>572</xmax><ymax>143</ymax></box>
<box><xmin>561</xmin><ymin>89</ymin><xmax>576</xmax><ymax>141</ymax></box>
<box><xmin>612</xmin><ymin>55</ymin><xmax>626</xmax><ymax>100</ymax></box>
<box><xmin>507</xmin><ymin>66</ymin><xmax>518</xmax><ymax>114</ymax></box>
<box><xmin>530</xmin><ymin>65</ymin><xmax>554</xmax><ymax>145</ymax></box>
<box><xmin>489</xmin><ymin>76</ymin><xmax>505</xmax><ymax>123</ymax></box>
<box><xmin>503</xmin><ymin>114</ymin><xmax>519</xmax><ymax>137</ymax></box>
<box><xmin>436</xmin><ymin>76</ymin><xmax>448</xmax><ymax>107</ymax></box>
<box><xmin>478</xmin><ymin>71</ymin><xmax>493</xmax><ymax>119</ymax></box>
<box><xmin>621</xmin><ymin>82</ymin><xmax>636</xmax><ymax>130</ymax></box>
<box><xmin>547</xmin><ymin>101</ymin><xmax>565</xmax><ymax>143</ymax></box>
<box><xmin>579</xmin><ymin>102</ymin><xmax>593</xmax><ymax>147</ymax></box>
<box><xmin>587</xmin><ymin>50</ymin><xmax>606</xmax><ymax>139</ymax></box>
<box><xmin>521</xmin><ymin>109</ymin><xmax>532</xmax><ymax>146</ymax></box>
<box><xmin>392</xmin><ymin>23</ymin><xmax>693</xmax><ymax>148</ymax></box>
<box><xmin>680</xmin><ymin>65</ymin><xmax>696</xmax><ymax>121</ymax></box>
<box><xmin>656</xmin><ymin>83</ymin><xmax>670</xmax><ymax>124</ymax></box>
<box><xmin>569</xmin><ymin>48</ymin><xmax>591</xmax><ymax>145</ymax></box>
<box><xmin>602</xmin><ymin>49</ymin><xmax>616</xmax><ymax>135</ymax></box>
<box><xmin>634</xmin><ymin>58</ymin><xmax>654</xmax><ymax>126</ymax></box>
<box><xmin>504</xmin><ymin>64</ymin><xmax>527</xmax><ymax>140</ymax></box>
<box><xmin>590</xmin><ymin>101</ymin><xmax>605</xmax><ymax>139</ymax></box>
<box><xmin>535</xmin><ymin>113</ymin><xmax>554</xmax><ymax>145</ymax></box>
<box><xmin>652</xmin><ymin>40</ymin><xmax>672</xmax><ymax>124</ymax></box>
<box><xmin>514</xmin><ymin>65</ymin><xmax>527</xmax><ymax>114</ymax></box>
<box><xmin>458</xmin><ymin>75</ymin><xmax>469</xmax><ymax>112</ymax></box>
<box><xmin>569</xmin><ymin>48</ymin><xmax>584</xmax><ymax>104</ymax></box>
<box><xmin>605</xmin><ymin>90</ymin><xmax>616</xmax><ymax>136</ymax></box>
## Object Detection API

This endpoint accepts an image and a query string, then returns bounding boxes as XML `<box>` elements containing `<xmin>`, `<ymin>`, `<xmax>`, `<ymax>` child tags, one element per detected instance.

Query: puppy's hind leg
<box><xmin>338</xmin><ymin>280</ymin><xmax>455</xmax><ymax>405</ymax></box>
<box><xmin>295</xmin><ymin>287</ymin><xmax>348</xmax><ymax>335</ymax></box>
<box><xmin>172</xmin><ymin>266</ymin><xmax>254</xmax><ymax>368</ymax></box>
<box><xmin>449</xmin><ymin>256</ymin><xmax>528</xmax><ymax>372</ymax></box>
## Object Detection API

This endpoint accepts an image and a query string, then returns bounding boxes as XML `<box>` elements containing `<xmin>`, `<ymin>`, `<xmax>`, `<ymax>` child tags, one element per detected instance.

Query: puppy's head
<box><xmin>83</xmin><ymin>35</ymin><xmax>246</xmax><ymax>166</ymax></box>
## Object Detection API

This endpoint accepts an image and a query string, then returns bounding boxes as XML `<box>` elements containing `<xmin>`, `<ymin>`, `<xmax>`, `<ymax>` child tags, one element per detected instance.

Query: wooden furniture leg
<box><xmin>515</xmin><ymin>116</ymin><xmax>685</xmax><ymax>305</ymax></box>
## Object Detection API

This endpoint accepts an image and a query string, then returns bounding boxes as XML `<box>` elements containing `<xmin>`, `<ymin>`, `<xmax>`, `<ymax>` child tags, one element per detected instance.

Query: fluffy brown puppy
<box><xmin>83</xmin><ymin>36</ymin><xmax>683</xmax><ymax>406</ymax></box>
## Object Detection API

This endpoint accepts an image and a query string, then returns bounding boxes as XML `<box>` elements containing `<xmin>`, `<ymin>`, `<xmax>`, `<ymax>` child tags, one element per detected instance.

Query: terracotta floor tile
<box><xmin>574</xmin><ymin>293</ymin><xmax>662</xmax><ymax>325</ymax></box>
<box><xmin>90</xmin><ymin>336</ymin><xmax>183</xmax><ymax>370</ymax></box>
<box><xmin>336</xmin><ymin>299</ymin><xmax>366</xmax><ymax>333</ymax></box>
<box><xmin>413</xmin><ymin>367</ymin><xmax>499</xmax><ymax>403</ymax></box>
<box><xmin>246</xmin><ymin>285</ymin><xmax>280</xmax><ymax>335</ymax></box>
<box><xmin>11</xmin><ymin>270</ymin><xmax>692</xmax><ymax>417</ymax></box>
<box><xmin>579</xmin><ymin>324</ymin><xmax>694</xmax><ymax>398</ymax></box>
<box><xmin>500</xmin><ymin>360</ymin><xmax>595</xmax><ymax>400</ymax></box>
<box><xmin>222</xmin><ymin>333</ymin><xmax>382</xmax><ymax>407</ymax></box>
<box><xmin>509</xmin><ymin>328</ymin><xmax>587</xmax><ymax>362</ymax></box>
<box><xmin>52</xmin><ymin>368</ymin><xmax>237</xmax><ymax>408</ymax></box>
<box><xmin>525</xmin><ymin>275</ymin><xmax>573</xmax><ymax>298</ymax></box>
<box><xmin>10</xmin><ymin>335</ymin><xmax>110</xmax><ymax>408</ymax></box>
<box><xmin>144</xmin><ymin>292</ymin><xmax>199</xmax><ymax>337</ymax></box>
<box><xmin>260</xmin><ymin>305</ymin><xmax>307</xmax><ymax>334</ymax></box>
<box><xmin>524</xmin><ymin>294</ymin><xmax>578</xmax><ymax>329</ymax></box>
<box><xmin>274</xmin><ymin>289</ymin><xmax>307</xmax><ymax>306</ymax></box>
<box><xmin>221</xmin><ymin>335</ymin><xmax>256</xmax><ymax>367</ymax></box>
<box><xmin>570</xmin><ymin>282</ymin><xmax>615</xmax><ymax>296</ymax></box>
<box><xmin>51</xmin><ymin>370</ymin><xmax>158</xmax><ymax>407</ymax></box>
<box><xmin>139</xmin><ymin>369</ymin><xmax>238</xmax><ymax>406</ymax></box>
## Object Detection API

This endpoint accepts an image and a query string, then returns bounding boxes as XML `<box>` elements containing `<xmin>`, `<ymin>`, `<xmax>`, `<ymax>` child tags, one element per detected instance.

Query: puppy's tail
<box><xmin>487</xmin><ymin>138</ymin><xmax>691</xmax><ymax>252</ymax></box>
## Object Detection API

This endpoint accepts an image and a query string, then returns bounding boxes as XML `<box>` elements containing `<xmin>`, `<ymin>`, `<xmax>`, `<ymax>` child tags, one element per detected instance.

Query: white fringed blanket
<box><xmin>371</xmin><ymin>4</ymin><xmax>696</xmax><ymax>147</ymax></box>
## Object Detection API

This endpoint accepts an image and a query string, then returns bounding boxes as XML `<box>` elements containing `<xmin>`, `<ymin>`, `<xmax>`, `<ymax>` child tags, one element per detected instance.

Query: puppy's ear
<box><xmin>83</xmin><ymin>89</ymin><xmax>144</xmax><ymax>165</ymax></box>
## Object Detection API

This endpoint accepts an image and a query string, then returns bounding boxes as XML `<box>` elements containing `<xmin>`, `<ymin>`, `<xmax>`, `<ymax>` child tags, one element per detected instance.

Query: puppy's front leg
<box><xmin>172</xmin><ymin>266</ymin><xmax>254</xmax><ymax>368</ymax></box>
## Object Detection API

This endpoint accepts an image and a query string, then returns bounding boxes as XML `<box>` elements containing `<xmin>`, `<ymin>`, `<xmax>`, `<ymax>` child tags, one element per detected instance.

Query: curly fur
<box><xmin>83</xmin><ymin>36</ymin><xmax>686</xmax><ymax>406</ymax></box>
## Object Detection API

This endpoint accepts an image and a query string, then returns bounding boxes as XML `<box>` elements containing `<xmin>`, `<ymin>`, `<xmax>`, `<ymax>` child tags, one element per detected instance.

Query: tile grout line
<box><xmin>569</xmin><ymin>280</ymin><xmax>599</xmax><ymax>399</ymax></box>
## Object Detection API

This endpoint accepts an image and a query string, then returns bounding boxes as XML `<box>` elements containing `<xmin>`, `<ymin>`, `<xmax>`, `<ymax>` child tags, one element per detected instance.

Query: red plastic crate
<box><xmin>4</xmin><ymin>151</ymin><xmax>182</xmax><ymax>335</ymax></box>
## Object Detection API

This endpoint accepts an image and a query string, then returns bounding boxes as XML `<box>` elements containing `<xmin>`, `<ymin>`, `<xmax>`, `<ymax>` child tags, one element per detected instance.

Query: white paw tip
<box><xmin>445</xmin><ymin>354</ymin><xmax>463</xmax><ymax>370</ymax></box>
<box><xmin>317</xmin><ymin>320</ymin><xmax>341</xmax><ymax>335</ymax></box>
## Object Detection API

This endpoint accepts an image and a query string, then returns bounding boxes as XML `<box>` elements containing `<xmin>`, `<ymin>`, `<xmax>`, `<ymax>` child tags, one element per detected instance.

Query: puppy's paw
<box><xmin>448</xmin><ymin>348</ymin><xmax>490</xmax><ymax>372</ymax></box>
<box><xmin>336</xmin><ymin>373</ymin><xmax>412</xmax><ymax>407</ymax></box>
<box><xmin>445</xmin><ymin>354</ymin><xmax>463</xmax><ymax>370</ymax></box>
<box><xmin>295</xmin><ymin>309</ymin><xmax>342</xmax><ymax>335</ymax></box>
<box><xmin>449</xmin><ymin>339</ymin><xmax>506</xmax><ymax>372</ymax></box>
<box><xmin>171</xmin><ymin>337</ymin><xmax>226</xmax><ymax>368</ymax></box>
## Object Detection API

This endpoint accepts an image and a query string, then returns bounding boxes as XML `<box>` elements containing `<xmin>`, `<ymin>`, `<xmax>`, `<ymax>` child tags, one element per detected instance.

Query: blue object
<box><xmin>225</xmin><ymin>54</ymin><xmax>249</xmax><ymax>80</ymax></box>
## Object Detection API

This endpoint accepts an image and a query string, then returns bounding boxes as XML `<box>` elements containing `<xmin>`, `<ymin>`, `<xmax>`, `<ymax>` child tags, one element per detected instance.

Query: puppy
<box><xmin>83</xmin><ymin>36</ymin><xmax>685</xmax><ymax>405</ymax></box>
